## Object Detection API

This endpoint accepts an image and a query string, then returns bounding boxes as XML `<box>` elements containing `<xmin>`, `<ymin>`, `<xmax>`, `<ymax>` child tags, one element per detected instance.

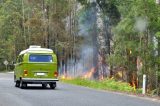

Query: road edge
<box><xmin>60</xmin><ymin>81</ymin><xmax>160</xmax><ymax>103</ymax></box>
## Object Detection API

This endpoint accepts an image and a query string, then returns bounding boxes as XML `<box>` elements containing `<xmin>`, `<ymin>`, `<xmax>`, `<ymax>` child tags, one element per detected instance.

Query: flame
<box><xmin>83</xmin><ymin>67</ymin><xmax>95</xmax><ymax>79</ymax></box>
<box><xmin>130</xmin><ymin>73</ymin><xmax>138</xmax><ymax>90</ymax></box>
<box><xmin>61</xmin><ymin>75</ymin><xmax>73</xmax><ymax>80</ymax></box>
<box><xmin>99</xmin><ymin>75</ymin><xmax>104</xmax><ymax>80</ymax></box>
<box><xmin>61</xmin><ymin>75</ymin><xmax>66</xmax><ymax>80</ymax></box>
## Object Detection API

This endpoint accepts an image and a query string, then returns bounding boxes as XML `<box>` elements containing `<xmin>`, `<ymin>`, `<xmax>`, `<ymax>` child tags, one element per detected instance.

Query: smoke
<box><xmin>78</xmin><ymin>5</ymin><xmax>97</xmax><ymax>36</ymax></box>
<box><xmin>134</xmin><ymin>17</ymin><xmax>148</xmax><ymax>32</ymax></box>
<box><xmin>61</xmin><ymin>1</ymin><xmax>110</xmax><ymax>79</ymax></box>
<box><xmin>66</xmin><ymin>45</ymin><xmax>94</xmax><ymax>77</ymax></box>
<box><xmin>80</xmin><ymin>45</ymin><xmax>94</xmax><ymax>70</ymax></box>
<box><xmin>59</xmin><ymin>3</ymin><xmax>98</xmax><ymax>78</ymax></box>
<box><xmin>78</xmin><ymin>21</ymin><xmax>90</xmax><ymax>36</ymax></box>
<box><xmin>66</xmin><ymin>1</ymin><xmax>110</xmax><ymax>79</ymax></box>
<box><xmin>88</xmin><ymin>0</ymin><xmax>96</xmax><ymax>3</ymax></box>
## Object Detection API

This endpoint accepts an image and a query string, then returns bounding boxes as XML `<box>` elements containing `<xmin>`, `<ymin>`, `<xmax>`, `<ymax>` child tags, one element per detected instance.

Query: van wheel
<box><xmin>15</xmin><ymin>81</ymin><xmax>20</xmax><ymax>87</ymax></box>
<box><xmin>49</xmin><ymin>82</ymin><xmax>56</xmax><ymax>89</ymax></box>
<box><xmin>20</xmin><ymin>80</ymin><xmax>27</xmax><ymax>89</ymax></box>
<box><xmin>14</xmin><ymin>75</ymin><xmax>16</xmax><ymax>82</ymax></box>
<box><xmin>42</xmin><ymin>84</ymin><xmax>47</xmax><ymax>88</ymax></box>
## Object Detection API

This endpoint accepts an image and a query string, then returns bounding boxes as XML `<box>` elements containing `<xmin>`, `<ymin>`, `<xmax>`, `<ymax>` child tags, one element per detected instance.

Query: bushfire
<box><xmin>83</xmin><ymin>67</ymin><xmax>96</xmax><ymax>79</ymax></box>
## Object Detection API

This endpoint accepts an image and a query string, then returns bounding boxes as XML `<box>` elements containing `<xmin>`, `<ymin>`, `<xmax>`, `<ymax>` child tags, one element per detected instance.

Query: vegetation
<box><xmin>0</xmin><ymin>0</ymin><xmax>159</xmax><ymax>95</ymax></box>
<box><xmin>109</xmin><ymin>0</ymin><xmax>160</xmax><ymax>94</ymax></box>
<box><xmin>61</xmin><ymin>78</ymin><xmax>142</xmax><ymax>94</ymax></box>
<box><xmin>0</xmin><ymin>0</ymin><xmax>77</xmax><ymax>71</ymax></box>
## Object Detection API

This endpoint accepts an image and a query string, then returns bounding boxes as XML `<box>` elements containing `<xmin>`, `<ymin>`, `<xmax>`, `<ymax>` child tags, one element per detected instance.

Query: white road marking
<box><xmin>0</xmin><ymin>78</ymin><xmax>12</xmax><ymax>80</ymax></box>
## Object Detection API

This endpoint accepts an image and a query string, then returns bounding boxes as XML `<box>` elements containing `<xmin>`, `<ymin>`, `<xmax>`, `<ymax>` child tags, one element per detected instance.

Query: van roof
<box><xmin>19</xmin><ymin>46</ymin><xmax>53</xmax><ymax>55</ymax></box>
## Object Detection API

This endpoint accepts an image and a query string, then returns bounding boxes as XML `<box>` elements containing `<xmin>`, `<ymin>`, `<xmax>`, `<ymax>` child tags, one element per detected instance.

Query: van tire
<box><xmin>42</xmin><ymin>84</ymin><xmax>47</xmax><ymax>88</ymax></box>
<box><xmin>14</xmin><ymin>75</ymin><xmax>16</xmax><ymax>82</ymax></box>
<box><xmin>20</xmin><ymin>80</ymin><xmax>27</xmax><ymax>89</ymax></box>
<box><xmin>15</xmin><ymin>81</ymin><xmax>20</xmax><ymax>87</ymax></box>
<box><xmin>49</xmin><ymin>82</ymin><xmax>56</xmax><ymax>89</ymax></box>
<box><xmin>14</xmin><ymin>75</ymin><xmax>20</xmax><ymax>87</ymax></box>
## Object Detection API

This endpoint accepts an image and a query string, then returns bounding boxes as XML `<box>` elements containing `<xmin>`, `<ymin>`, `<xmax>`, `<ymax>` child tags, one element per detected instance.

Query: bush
<box><xmin>0</xmin><ymin>64</ymin><xmax>5</xmax><ymax>71</ymax></box>
<box><xmin>61</xmin><ymin>78</ymin><xmax>137</xmax><ymax>93</ymax></box>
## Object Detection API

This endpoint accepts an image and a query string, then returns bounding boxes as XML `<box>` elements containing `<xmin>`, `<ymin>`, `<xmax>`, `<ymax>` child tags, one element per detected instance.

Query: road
<box><xmin>0</xmin><ymin>72</ymin><xmax>160</xmax><ymax>106</ymax></box>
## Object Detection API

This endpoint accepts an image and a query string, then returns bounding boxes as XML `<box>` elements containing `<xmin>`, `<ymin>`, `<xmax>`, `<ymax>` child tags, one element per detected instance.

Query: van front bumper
<box><xmin>21</xmin><ymin>78</ymin><xmax>59</xmax><ymax>84</ymax></box>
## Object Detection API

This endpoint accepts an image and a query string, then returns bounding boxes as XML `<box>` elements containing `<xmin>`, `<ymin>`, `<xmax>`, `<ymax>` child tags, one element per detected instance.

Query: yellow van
<box><xmin>14</xmin><ymin>46</ymin><xmax>58</xmax><ymax>89</ymax></box>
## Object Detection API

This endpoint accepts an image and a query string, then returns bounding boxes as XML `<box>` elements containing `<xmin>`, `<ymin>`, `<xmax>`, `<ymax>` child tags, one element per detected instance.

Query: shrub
<box><xmin>61</xmin><ymin>78</ymin><xmax>136</xmax><ymax>93</ymax></box>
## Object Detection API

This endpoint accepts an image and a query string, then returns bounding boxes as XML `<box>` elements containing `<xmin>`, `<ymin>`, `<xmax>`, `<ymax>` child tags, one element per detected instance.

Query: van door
<box><xmin>15</xmin><ymin>54</ymin><xmax>24</xmax><ymax>80</ymax></box>
<box><xmin>27</xmin><ymin>54</ymin><xmax>57</xmax><ymax>79</ymax></box>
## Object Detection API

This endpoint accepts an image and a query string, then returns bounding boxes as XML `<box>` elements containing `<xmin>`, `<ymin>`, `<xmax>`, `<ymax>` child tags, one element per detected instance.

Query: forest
<box><xmin>0</xmin><ymin>0</ymin><xmax>160</xmax><ymax>95</ymax></box>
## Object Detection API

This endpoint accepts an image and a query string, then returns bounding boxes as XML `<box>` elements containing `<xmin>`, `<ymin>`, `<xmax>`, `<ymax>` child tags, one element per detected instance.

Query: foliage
<box><xmin>0</xmin><ymin>0</ymin><xmax>159</xmax><ymax>96</ymax></box>
<box><xmin>106</xmin><ymin>0</ymin><xmax>160</xmax><ymax>94</ymax></box>
<box><xmin>61</xmin><ymin>78</ymin><xmax>141</xmax><ymax>93</ymax></box>
<box><xmin>0</xmin><ymin>0</ymin><xmax>22</xmax><ymax>69</ymax></box>
<box><xmin>0</xmin><ymin>0</ymin><xmax>75</xmax><ymax>71</ymax></box>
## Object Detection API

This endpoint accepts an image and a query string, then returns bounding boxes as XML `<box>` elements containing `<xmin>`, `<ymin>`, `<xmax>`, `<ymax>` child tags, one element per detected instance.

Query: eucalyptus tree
<box><xmin>77</xmin><ymin>0</ymin><xmax>121</xmax><ymax>79</ymax></box>
<box><xmin>0</xmin><ymin>0</ymin><xmax>23</xmax><ymax>63</ymax></box>
<box><xmin>109</xmin><ymin>0</ymin><xmax>160</xmax><ymax>92</ymax></box>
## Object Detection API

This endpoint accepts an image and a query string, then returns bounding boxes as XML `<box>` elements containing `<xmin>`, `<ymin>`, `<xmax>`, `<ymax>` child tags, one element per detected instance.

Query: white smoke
<box><xmin>134</xmin><ymin>17</ymin><xmax>148</xmax><ymax>32</ymax></box>
<box><xmin>88</xmin><ymin>0</ymin><xmax>96</xmax><ymax>3</ymax></box>
<box><xmin>66</xmin><ymin>45</ymin><xmax>94</xmax><ymax>77</ymax></box>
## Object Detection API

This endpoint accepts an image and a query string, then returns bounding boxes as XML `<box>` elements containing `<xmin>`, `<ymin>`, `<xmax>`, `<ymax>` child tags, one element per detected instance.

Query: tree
<box><xmin>109</xmin><ymin>0</ymin><xmax>160</xmax><ymax>92</ymax></box>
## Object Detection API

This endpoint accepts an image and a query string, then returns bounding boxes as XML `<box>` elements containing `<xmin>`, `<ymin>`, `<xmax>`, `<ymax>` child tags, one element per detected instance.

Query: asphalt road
<box><xmin>0</xmin><ymin>72</ymin><xmax>160</xmax><ymax>106</ymax></box>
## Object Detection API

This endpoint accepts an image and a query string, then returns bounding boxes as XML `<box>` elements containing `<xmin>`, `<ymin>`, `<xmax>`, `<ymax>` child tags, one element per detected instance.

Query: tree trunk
<box><xmin>90</xmin><ymin>2</ymin><xmax>98</xmax><ymax>79</ymax></box>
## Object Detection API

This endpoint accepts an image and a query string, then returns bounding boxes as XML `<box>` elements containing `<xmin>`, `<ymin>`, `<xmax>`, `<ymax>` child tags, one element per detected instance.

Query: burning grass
<box><xmin>83</xmin><ymin>67</ymin><xmax>95</xmax><ymax>79</ymax></box>
<box><xmin>61</xmin><ymin>78</ymin><xmax>142</xmax><ymax>94</ymax></box>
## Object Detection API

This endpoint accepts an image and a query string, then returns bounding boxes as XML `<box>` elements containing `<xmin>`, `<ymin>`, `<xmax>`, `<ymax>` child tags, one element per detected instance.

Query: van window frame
<box><xmin>28</xmin><ymin>54</ymin><xmax>53</xmax><ymax>63</ymax></box>
<box><xmin>16</xmin><ymin>54</ymin><xmax>24</xmax><ymax>63</ymax></box>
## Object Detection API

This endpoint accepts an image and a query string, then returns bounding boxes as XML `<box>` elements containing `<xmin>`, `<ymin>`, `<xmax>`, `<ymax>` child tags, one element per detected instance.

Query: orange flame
<box><xmin>130</xmin><ymin>73</ymin><xmax>138</xmax><ymax>90</ymax></box>
<box><xmin>83</xmin><ymin>67</ymin><xmax>95</xmax><ymax>79</ymax></box>
<box><xmin>99</xmin><ymin>75</ymin><xmax>104</xmax><ymax>80</ymax></box>
<box><xmin>61</xmin><ymin>75</ymin><xmax>73</xmax><ymax>80</ymax></box>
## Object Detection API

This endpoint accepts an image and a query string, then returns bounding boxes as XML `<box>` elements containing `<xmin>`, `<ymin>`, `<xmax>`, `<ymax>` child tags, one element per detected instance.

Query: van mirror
<box><xmin>10</xmin><ymin>64</ymin><xmax>15</xmax><ymax>70</ymax></box>
<box><xmin>12</xmin><ymin>60</ymin><xmax>16</xmax><ymax>64</ymax></box>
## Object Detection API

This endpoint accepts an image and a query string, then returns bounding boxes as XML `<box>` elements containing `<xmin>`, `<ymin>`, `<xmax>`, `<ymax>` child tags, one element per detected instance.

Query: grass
<box><xmin>61</xmin><ymin>78</ymin><xmax>142</xmax><ymax>94</ymax></box>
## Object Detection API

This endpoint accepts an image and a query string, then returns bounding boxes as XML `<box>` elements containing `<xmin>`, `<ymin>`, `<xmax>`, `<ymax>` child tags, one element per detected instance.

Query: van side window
<box><xmin>16</xmin><ymin>57</ymin><xmax>19</xmax><ymax>63</ymax></box>
<box><xmin>17</xmin><ymin>55</ymin><xmax>24</xmax><ymax>63</ymax></box>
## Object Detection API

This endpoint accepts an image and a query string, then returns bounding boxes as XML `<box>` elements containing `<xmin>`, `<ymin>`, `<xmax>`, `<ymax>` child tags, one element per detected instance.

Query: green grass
<box><xmin>61</xmin><ymin>78</ymin><xmax>142</xmax><ymax>94</ymax></box>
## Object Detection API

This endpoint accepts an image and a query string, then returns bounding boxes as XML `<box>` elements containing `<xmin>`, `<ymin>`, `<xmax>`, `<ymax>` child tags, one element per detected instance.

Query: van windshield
<box><xmin>29</xmin><ymin>54</ymin><xmax>53</xmax><ymax>62</ymax></box>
